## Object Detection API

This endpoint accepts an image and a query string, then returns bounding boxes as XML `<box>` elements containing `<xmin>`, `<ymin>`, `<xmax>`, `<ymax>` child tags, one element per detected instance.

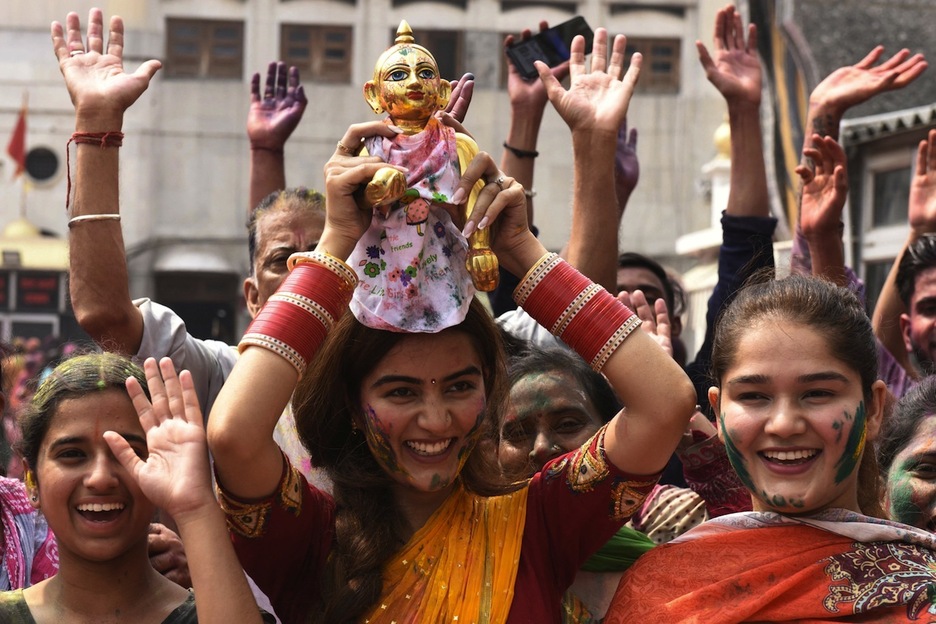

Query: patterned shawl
<box><xmin>0</xmin><ymin>477</ymin><xmax>58</xmax><ymax>589</ymax></box>
<box><xmin>606</xmin><ymin>509</ymin><xmax>936</xmax><ymax>623</ymax></box>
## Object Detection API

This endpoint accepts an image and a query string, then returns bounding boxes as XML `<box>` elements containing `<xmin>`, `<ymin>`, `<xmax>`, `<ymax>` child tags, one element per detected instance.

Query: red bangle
<box><xmin>65</xmin><ymin>131</ymin><xmax>124</xmax><ymax>212</ymax></box>
<box><xmin>515</xmin><ymin>254</ymin><xmax>642</xmax><ymax>371</ymax></box>
<box><xmin>239</xmin><ymin>254</ymin><xmax>355</xmax><ymax>373</ymax></box>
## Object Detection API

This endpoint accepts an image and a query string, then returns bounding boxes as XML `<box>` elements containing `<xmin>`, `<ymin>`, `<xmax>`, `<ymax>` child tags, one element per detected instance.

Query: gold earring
<box><xmin>24</xmin><ymin>471</ymin><xmax>39</xmax><ymax>504</ymax></box>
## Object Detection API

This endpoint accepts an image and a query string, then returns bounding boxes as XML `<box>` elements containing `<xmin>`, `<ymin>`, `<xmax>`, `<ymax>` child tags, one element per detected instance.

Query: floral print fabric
<box><xmin>350</xmin><ymin>117</ymin><xmax>473</xmax><ymax>332</ymax></box>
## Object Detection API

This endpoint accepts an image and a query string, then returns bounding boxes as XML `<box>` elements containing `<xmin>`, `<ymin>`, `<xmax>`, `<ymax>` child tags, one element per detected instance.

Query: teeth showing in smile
<box><xmin>76</xmin><ymin>503</ymin><xmax>125</xmax><ymax>512</ymax></box>
<box><xmin>762</xmin><ymin>449</ymin><xmax>818</xmax><ymax>462</ymax></box>
<box><xmin>406</xmin><ymin>439</ymin><xmax>453</xmax><ymax>456</ymax></box>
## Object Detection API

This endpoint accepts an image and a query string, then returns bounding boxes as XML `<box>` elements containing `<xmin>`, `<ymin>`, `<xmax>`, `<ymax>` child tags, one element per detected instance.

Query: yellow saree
<box><xmin>366</xmin><ymin>485</ymin><xmax>528</xmax><ymax>624</ymax></box>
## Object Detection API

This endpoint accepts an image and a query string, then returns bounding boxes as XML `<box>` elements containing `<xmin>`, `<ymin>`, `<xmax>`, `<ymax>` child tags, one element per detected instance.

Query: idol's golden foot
<box><xmin>466</xmin><ymin>248</ymin><xmax>499</xmax><ymax>292</ymax></box>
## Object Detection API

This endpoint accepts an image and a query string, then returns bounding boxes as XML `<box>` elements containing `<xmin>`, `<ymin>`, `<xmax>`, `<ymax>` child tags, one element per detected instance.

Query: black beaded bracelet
<box><xmin>503</xmin><ymin>142</ymin><xmax>539</xmax><ymax>159</ymax></box>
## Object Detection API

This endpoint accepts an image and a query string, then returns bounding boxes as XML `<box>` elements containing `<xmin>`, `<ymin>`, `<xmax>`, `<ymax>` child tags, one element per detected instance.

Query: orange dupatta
<box><xmin>365</xmin><ymin>484</ymin><xmax>528</xmax><ymax>624</ymax></box>
<box><xmin>607</xmin><ymin>516</ymin><xmax>936</xmax><ymax>623</ymax></box>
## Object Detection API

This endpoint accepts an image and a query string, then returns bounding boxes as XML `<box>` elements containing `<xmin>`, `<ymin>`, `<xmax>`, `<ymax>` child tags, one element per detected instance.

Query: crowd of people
<box><xmin>0</xmin><ymin>3</ymin><xmax>932</xmax><ymax>622</ymax></box>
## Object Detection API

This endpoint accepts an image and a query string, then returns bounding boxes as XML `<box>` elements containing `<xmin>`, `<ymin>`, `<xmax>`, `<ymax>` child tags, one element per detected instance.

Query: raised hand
<box><xmin>319</xmin><ymin>122</ymin><xmax>408</xmax><ymax>259</ymax></box>
<box><xmin>104</xmin><ymin>358</ymin><xmax>214</xmax><ymax>523</ymax></box>
<box><xmin>910</xmin><ymin>129</ymin><xmax>936</xmax><ymax>236</ymax></box>
<box><xmin>696</xmin><ymin>4</ymin><xmax>761</xmax><ymax>107</ymax></box>
<box><xmin>51</xmin><ymin>9</ymin><xmax>161</xmax><ymax>119</ymax></box>
<box><xmin>615</xmin><ymin>119</ymin><xmax>639</xmax><ymax>201</ymax></box>
<box><xmin>810</xmin><ymin>46</ymin><xmax>927</xmax><ymax>116</ymax></box>
<box><xmin>537</xmin><ymin>29</ymin><xmax>641</xmax><ymax>136</ymax></box>
<box><xmin>505</xmin><ymin>22</ymin><xmax>570</xmax><ymax>114</ymax></box>
<box><xmin>444</xmin><ymin>72</ymin><xmax>474</xmax><ymax>124</ymax></box>
<box><xmin>247</xmin><ymin>62</ymin><xmax>308</xmax><ymax>150</ymax></box>
<box><xmin>796</xmin><ymin>134</ymin><xmax>848</xmax><ymax>240</ymax></box>
<box><xmin>618</xmin><ymin>289</ymin><xmax>672</xmax><ymax>358</ymax></box>
<box><xmin>448</xmin><ymin>153</ymin><xmax>538</xmax><ymax>277</ymax></box>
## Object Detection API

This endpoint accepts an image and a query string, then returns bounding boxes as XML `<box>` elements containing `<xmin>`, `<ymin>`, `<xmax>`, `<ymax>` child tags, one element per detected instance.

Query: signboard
<box><xmin>16</xmin><ymin>272</ymin><xmax>60</xmax><ymax>311</ymax></box>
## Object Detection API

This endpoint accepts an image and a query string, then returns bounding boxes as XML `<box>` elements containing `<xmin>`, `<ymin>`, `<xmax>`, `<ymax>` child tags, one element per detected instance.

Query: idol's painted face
<box><xmin>30</xmin><ymin>390</ymin><xmax>153</xmax><ymax>564</ymax></box>
<box><xmin>358</xmin><ymin>331</ymin><xmax>487</xmax><ymax>494</ymax></box>
<box><xmin>710</xmin><ymin>320</ymin><xmax>884</xmax><ymax>515</ymax></box>
<box><xmin>499</xmin><ymin>370</ymin><xmax>604</xmax><ymax>476</ymax></box>
<box><xmin>885</xmin><ymin>414</ymin><xmax>936</xmax><ymax>530</ymax></box>
<box><xmin>372</xmin><ymin>47</ymin><xmax>445</xmax><ymax>122</ymax></box>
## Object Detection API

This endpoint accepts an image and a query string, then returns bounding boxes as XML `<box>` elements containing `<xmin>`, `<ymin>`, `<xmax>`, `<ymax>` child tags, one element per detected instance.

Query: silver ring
<box><xmin>494</xmin><ymin>175</ymin><xmax>506</xmax><ymax>189</ymax></box>
<box><xmin>69</xmin><ymin>49</ymin><xmax>85</xmax><ymax>57</ymax></box>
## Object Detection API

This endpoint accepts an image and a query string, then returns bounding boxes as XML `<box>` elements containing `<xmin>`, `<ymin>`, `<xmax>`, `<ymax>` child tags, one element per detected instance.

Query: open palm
<box><xmin>52</xmin><ymin>9</ymin><xmax>160</xmax><ymax>115</ymax></box>
<box><xmin>697</xmin><ymin>5</ymin><xmax>761</xmax><ymax>105</ymax></box>
<box><xmin>910</xmin><ymin>130</ymin><xmax>936</xmax><ymax>234</ymax></box>
<box><xmin>540</xmin><ymin>29</ymin><xmax>640</xmax><ymax>135</ymax></box>
<box><xmin>105</xmin><ymin>358</ymin><xmax>214</xmax><ymax>521</ymax></box>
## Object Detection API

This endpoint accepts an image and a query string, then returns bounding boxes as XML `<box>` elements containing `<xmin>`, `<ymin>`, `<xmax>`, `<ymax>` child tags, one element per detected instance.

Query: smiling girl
<box><xmin>606</xmin><ymin>275</ymin><xmax>936</xmax><ymax>623</ymax></box>
<box><xmin>0</xmin><ymin>353</ymin><xmax>271</xmax><ymax>623</ymax></box>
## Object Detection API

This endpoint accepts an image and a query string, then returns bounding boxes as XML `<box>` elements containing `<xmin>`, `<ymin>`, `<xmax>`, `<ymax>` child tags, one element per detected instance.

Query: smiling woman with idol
<box><xmin>206</xmin><ymin>23</ymin><xmax>696</xmax><ymax>624</ymax></box>
<box><xmin>606</xmin><ymin>274</ymin><xmax>936</xmax><ymax>623</ymax></box>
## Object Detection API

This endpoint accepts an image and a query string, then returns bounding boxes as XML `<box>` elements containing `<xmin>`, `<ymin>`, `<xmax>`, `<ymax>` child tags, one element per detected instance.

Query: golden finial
<box><xmin>395</xmin><ymin>20</ymin><xmax>415</xmax><ymax>45</ymax></box>
<box><xmin>714</xmin><ymin>113</ymin><xmax>731</xmax><ymax>159</ymax></box>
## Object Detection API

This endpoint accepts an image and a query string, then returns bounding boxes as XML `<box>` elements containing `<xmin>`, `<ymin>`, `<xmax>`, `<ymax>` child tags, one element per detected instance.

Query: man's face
<box><xmin>901</xmin><ymin>267</ymin><xmax>936</xmax><ymax>375</ymax></box>
<box><xmin>616</xmin><ymin>266</ymin><xmax>681</xmax><ymax>338</ymax></box>
<box><xmin>244</xmin><ymin>208</ymin><xmax>325</xmax><ymax>318</ymax></box>
<box><xmin>616</xmin><ymin>266</ymin><xmax>667</xmax><ymax>306</ymax></box>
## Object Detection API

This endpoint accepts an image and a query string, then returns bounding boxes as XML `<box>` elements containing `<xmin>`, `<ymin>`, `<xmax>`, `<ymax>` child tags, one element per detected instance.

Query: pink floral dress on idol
<box><xmin>349</xmin><ymin>117</ymin><xmax>474</xmax><ymax>332</ymax></box>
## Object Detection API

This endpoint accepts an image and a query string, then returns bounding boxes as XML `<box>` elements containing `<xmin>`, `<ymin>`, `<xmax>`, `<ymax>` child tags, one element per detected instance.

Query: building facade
<box><xmin>0</xmin><ymin>0</ymin><xmax>784</xmax><ymax>342</ymax></box>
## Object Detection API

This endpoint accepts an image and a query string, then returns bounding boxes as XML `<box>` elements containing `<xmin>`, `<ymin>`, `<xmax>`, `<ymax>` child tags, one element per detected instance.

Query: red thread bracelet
<box><xmin>65</xmin><ymin>131</ymin><xmax>125</xmax><ymax>212</ymax></box>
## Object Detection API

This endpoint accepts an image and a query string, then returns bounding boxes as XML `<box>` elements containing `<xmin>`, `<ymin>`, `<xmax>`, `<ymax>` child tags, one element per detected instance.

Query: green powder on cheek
<box><xmin>720</xmin><ymin>413</ymin><xmax>756</xmax><ymax>493</ymax></box>
<box><xmin>833</xmin><ymin>402</ymin><xmax>866</xmax><ymax>485</ymax></box>
<box><xmin>888</xmin><ymin>469</ymin><xmax>925</xmax><ymax>527</ymax></box>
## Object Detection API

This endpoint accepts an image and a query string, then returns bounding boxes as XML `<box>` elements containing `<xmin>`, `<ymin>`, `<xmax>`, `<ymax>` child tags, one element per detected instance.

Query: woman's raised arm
<box><xmin>207</xmin><ymin>122</ymin><xmax>405</xmax><ymax>499</ymax></box>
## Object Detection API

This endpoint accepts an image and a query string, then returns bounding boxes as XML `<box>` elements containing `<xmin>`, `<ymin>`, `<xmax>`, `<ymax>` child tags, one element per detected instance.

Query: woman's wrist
<box><xmin>159</xmin><ymin>480</ymin><xmax>220</xmax><ymax>526</ymax></box>
<box><xmin>498</xmin><ymin>235</ymin><xmax>548</xmax><ymax>279</ymax></box>
<box><xmin>316</xmin><ymin>228</ymin><xmax>358</xmax><ymax>261</ymax></box>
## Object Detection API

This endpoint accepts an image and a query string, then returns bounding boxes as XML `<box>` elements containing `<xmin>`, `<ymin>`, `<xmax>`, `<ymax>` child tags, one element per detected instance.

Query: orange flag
<box><xmin>7</xmin><ymin>99</ymin><xmax>26</xmax><ymax>179</ymax></box>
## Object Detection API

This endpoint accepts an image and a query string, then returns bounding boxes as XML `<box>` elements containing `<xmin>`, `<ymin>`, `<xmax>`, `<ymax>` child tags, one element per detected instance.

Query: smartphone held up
<box><xmin>505</xmin><ymin>16</ymin><xmax>594</xmax><ymax>80</ymax></box>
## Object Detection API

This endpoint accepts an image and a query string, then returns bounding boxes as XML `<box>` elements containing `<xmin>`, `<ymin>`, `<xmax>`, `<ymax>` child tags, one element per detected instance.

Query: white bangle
<box><xmin>68</xmin><ymin>214</ymin><xmax>121</xmax><ymax>228</ymax></box>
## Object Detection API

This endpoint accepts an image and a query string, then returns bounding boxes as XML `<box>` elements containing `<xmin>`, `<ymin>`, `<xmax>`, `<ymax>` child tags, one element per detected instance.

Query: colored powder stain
<box><xmin>364</xmin><ymin>404</ymin><xmax>409</xmax><ymax>478</ymax></box>
<box><xmin>888</xmin><ymin>470</ymin><xmax>925</xmax><ymax>528</ymax></box>
<box><xmin>834</xmin><ymin>402</ymin><xmax>866</xmax><ymax>485</ymax></box>
<box><xmin>720</xmin><ymin>413</ymin><xmax>756</xmax><ymax>493</ymax></box>
<box><xmin>457</xmin><ymin>407</ymin><xmax>487</xmax><ymax>467</ymax></box>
